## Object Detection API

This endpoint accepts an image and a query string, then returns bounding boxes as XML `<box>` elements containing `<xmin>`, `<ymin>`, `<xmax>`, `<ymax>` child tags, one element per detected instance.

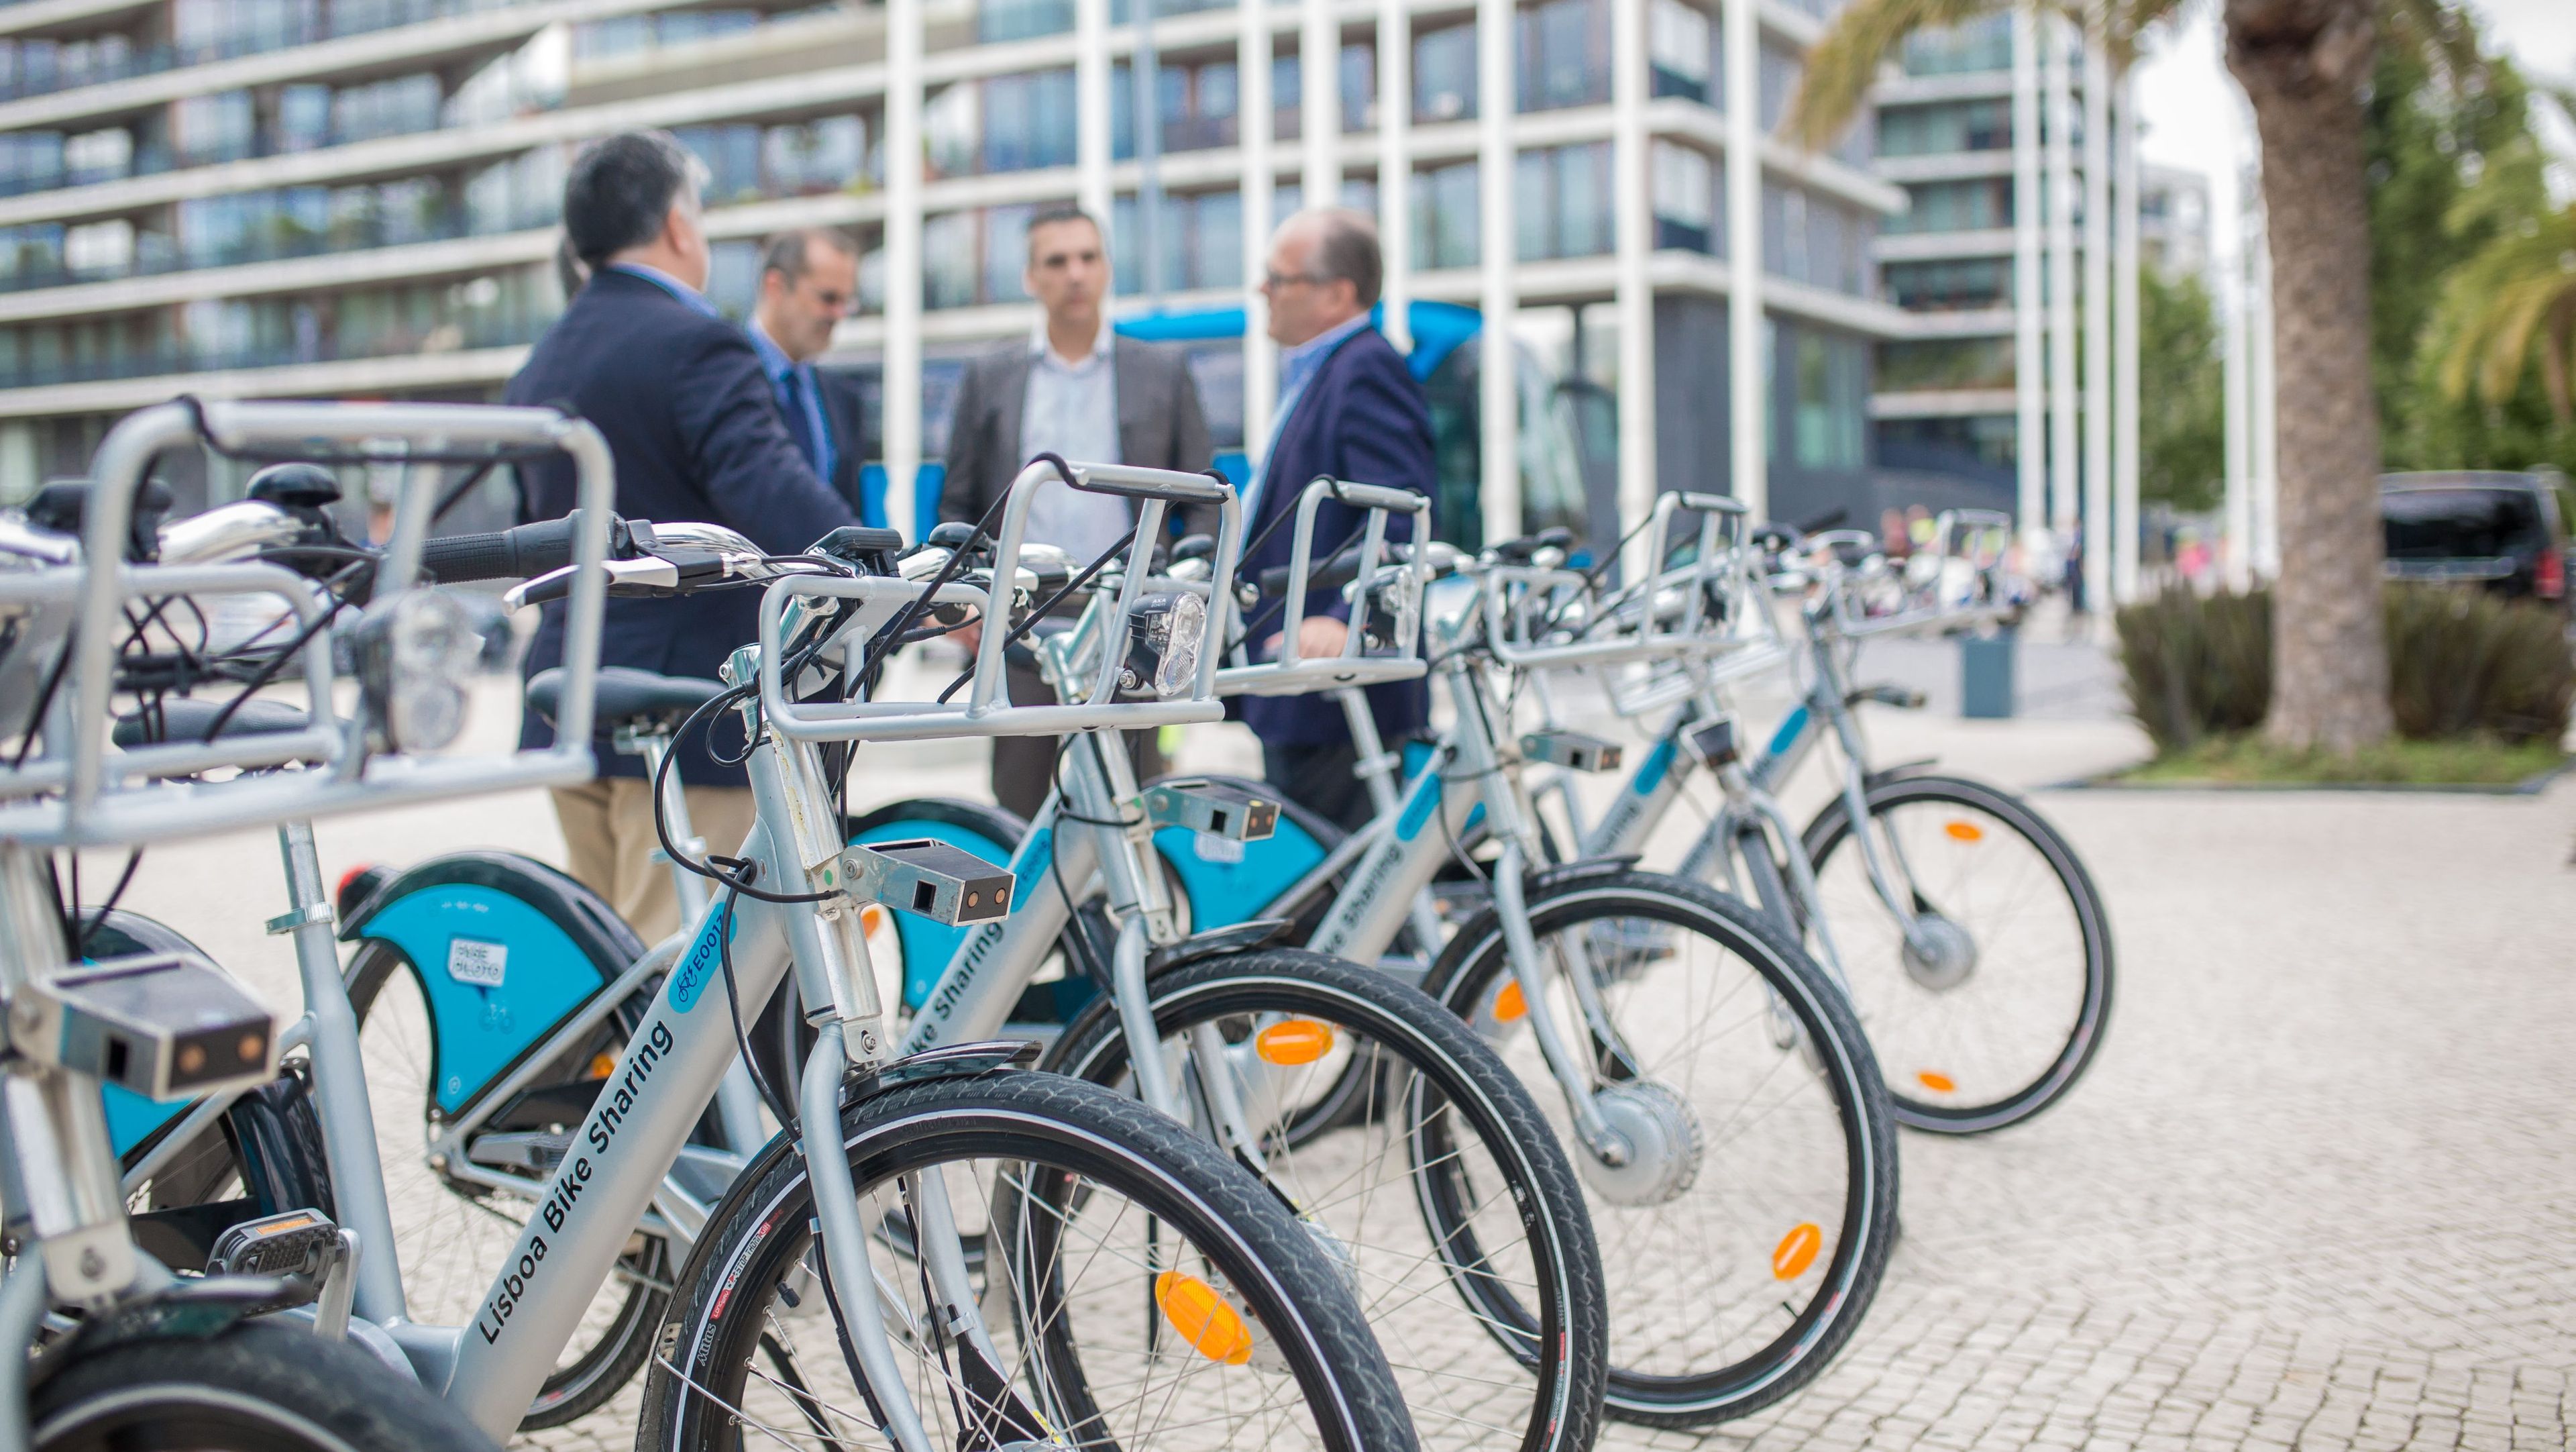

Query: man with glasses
<box><xmin>749</xmin><ymin>227</ymin><xmax>870</xmax><ymax>517</ymax></box>
<box><xmin>1237</xmin><ymin>207</ymin><xmax>1434</xmax><ymax>829</ymax></box>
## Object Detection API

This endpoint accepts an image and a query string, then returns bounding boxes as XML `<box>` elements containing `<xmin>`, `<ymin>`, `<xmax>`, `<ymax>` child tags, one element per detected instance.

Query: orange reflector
<box><xmin>1155</xmin><ymin>1272</ymin><xmax>1254</xmax><ymax>1364</ymax></box>
<box><xmin>1772</xmin><ymin>1223</ymin><xmax>1822</xmax><ymax>1280</ymax></box>
<box><xmin>1256</xmin><ymin>1020</ymin><xmax>1335</xmax><ymax>1066</ymax></box>
<box><xmin>1943</xmin><ymin>820</ymin><xmax>1983</xmax><ymax>843</ymax></box>
<box><xmin>1493</xmin><ymin>982</ymin><xmax>1528</xmax><ymax>1023</ymax></box>
<box><xmin>586</xmin><ymin>1052</ymin><xmax>617</xmax><ymax>1080</ymax></box>
<box><xmin>859</xmin><ymin>903</ymin><xmax>889</xmax><ymax>933</ymax></box>
<box><xmin>1916</xmin><ymin>1070</ymin><xmax>1957</xmax><ymax>1093</ymax></box>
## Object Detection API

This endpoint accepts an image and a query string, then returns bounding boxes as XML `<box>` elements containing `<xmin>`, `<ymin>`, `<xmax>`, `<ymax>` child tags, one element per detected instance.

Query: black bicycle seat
<box><xmin>527</xmin><ymin>666</ymin><xmax>727</xmax><ymax>736</ymax></box>
<box><xmin>112</xmin><ymin>696</ymin><xmax>312</xmax><ymax>747</ymax></box>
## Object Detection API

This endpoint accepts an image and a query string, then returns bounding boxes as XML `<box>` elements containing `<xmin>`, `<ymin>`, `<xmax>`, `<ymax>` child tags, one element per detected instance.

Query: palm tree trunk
<box><xmin>2226</xmin><ymin>0</ymin><xmax>2393</xmax><ymax>754</ymax></box>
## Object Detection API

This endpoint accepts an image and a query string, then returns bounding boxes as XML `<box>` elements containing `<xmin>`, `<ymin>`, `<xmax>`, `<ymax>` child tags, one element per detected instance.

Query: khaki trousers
<box><xmin>549</xmin><ymin>778</ymin><xmax>757</xmax><ymax>943</ymax></box>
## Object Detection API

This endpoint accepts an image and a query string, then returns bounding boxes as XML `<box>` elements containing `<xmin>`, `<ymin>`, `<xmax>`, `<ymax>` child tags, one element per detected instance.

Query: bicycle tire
<box><xmin>32</xmin><ymin>1320</ymin><xmax>498</xmax><ymax>1452</ymax></box>
<box><xmin>640</xmin><ymin>1069</ymin><xmax>1419</xmax><ymax>1452</ymax></box>
<box><xmin>1799</xmin><ymin>772</ymin><xmax>2113</xmax><ymax>1133</ymax></box>
<box><xmin>1043</xmin><ymin>947</ymin><xmax>1607</xmax><ymax>1452</ymax></box>
<box><xmin>1422</xmin><ymin>870</ymin><xmax>1897</xmax><ymax>1428</ymax></box>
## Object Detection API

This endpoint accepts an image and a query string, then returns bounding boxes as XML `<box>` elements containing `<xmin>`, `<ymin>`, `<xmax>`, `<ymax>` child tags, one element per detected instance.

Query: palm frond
<box><xmin>2379</xmin><ymin>0</ymin><xmax>2483</xmax><ymax>95</ymax></box>
<box><xmin>1784</xmin><ymin>0</ymin><xmax>2014</xmax><ymax>149</ymax></box>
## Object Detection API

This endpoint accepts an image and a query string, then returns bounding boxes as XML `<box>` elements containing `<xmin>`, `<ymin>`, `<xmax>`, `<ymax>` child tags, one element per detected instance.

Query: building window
<box><xmin>1415</xmin><ymin>23</ymin><xmax>1475</xmax><ymax>123</ymax></box>
<box><xmin>1518</xmin><ymin>0</ymin><xmax>1608</xmax><ymax>112</ymax></box>
<box><xmin>1516</xmin><ymin>142</ymin><xmax>1610</xmax><ymax>260</ymax></box>
<box><xmin>174</xmin><ymin>91</ymin><xmax>256</xmax><ymax>164</ymax></box>
<box><xmin>1887</xmin><ymin>178</ymin><xmax>2012</xmax><ymax>234</ymax></box>
<box><xmin>1650</xmin><ymin>0</ymin><xmax>1709</xmax><ymax>101</ymax></box>
<box><xmin>983</xmin><ymin>68</ymin><xmax>1077</xmax><ymax>173</ymax></box>
<box><xmin>1900</xmin><ymin>15</ymin><xmax>2012</xmax><ymax>77</ymax></box>
<box><xmin>1878</xmin><ymin>98</ymin><xmax>2011</xmax><ymax>156</ymax></box>
<box><xmin>1884</xmin><ymin>257</ymin><xmax>2010</xmax><ymax>310</ymax></box>
<box><xmin>1790</xmin><ymin>330</ymin><xmax>1866</xmax><ymax>469</ymax></box>
<box><xmin>1112</xmin><ymin>189</ymin><xmax>1244</xmax><ymax>295</ymax></box>
<box><xmin>1652</xmin><ymin>140</ymin><xmax>1714</xmax><ymax>252</ymax></box>
<box><xmin>979</xmin><ymin>0</ymin><xmax>1074</xmax><ymax>43</ymax></box>
<box><xmin>1879</xmin><ymin>337</ymin><xmax>2014</xmax><ymax>392</ymax></box>
<box><xmin>1413</xmin><ymin>160</ymin><xmax>1479</xmax><ymax>268</ymax></box>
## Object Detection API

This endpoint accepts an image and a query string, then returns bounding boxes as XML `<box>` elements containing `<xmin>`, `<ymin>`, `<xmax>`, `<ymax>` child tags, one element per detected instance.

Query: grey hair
<box><xmin>760</xmin><ymin>227</ymin><xmax>860</xmax><ymax>284</ymax></box>
<box><xmin>1306</xmin><ymin>207</ymin><xmax>1383</xmax><ymax>309</ymax></box>
<box><xmin>561</xmin><ymin>132</ymin><xmax>706</xmax><ymax>267</ymax></box>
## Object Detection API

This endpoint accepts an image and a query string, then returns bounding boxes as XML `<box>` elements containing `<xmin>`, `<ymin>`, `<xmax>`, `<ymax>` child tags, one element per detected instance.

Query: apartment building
<box><xmin>0</xmin><ymin>0</ymin><xmax>1910</xmax><ymax>540</ymax></box>
<box><xmin>1868</xmin><ymin>11</ymin><xmax>2205</xmax><ymax>585</ymax></box>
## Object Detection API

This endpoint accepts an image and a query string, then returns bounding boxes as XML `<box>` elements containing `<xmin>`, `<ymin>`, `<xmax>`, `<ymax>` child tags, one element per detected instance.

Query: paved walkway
<box><xmin>111</xmin><ymin>693</ymin><xmax>2576</xmax><ymax>1451</ymax></box>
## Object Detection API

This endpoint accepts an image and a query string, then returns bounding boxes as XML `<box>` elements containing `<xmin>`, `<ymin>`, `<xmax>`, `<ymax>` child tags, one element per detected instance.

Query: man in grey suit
<box><xmin>941</xmin><ymin>204</ymin><xmax>1216</xmax><ymax>819</ymax></box>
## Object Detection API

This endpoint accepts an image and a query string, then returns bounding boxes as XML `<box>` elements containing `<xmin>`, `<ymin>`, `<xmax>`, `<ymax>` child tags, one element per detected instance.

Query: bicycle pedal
<box><xmin>7</xmin><ymin>950</ymin><xmax>274</xmax><ymax>1100</ymax></box>
<box><xmin>1138</xmin><ymin>778</ymin><xmax>1279</xmax><ymax>842</ymax></box>
<box><xmin>841</xmin><ymin>840</ymin><xmax>1015</xmax><ymax>925</ymax></box>
<box><xmin>208</xmin><ymin>1208</ymin><xmax>343</xmax><ymax>1282</ymax></box>
<box><xmin>1519</xmin><ymin>730</ymin><xmax>1623</xmax><ymax>773</ymax></box>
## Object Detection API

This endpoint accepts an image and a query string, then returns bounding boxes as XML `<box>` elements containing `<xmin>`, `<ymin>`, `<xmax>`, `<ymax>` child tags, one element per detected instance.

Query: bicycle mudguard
<box><xmin>337</xmin><ymin>851</ymin><xmax>641</xmax><ymax>1117</ymax></box>
<box><xmin>845</xmin><ymin>798</ymin><xmax>1027</xmax><ymax>1011</ymax></box>
<box><xmin>1144</xmin><ymin>773</ymin><xmax>1336</xmax><ymax>932</ymax></box>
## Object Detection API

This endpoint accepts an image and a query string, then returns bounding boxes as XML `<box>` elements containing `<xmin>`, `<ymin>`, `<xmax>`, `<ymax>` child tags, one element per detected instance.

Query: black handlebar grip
<box><xmin>1256</xmin><ymin>542</ymin><xmax>1366</xmax><ymax>599</ymax></box>
<box><xmin>421</xmin><ymin>512</ymin><xmax>619</xmax><ymax>582</ymax></box>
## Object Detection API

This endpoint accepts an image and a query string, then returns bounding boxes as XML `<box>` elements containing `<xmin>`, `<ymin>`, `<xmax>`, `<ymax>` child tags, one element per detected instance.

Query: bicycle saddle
<box><xmin>111</xmin><ymin>696</ymin><xmax>312</xmax><ymax>747</ymax></box>
<box><xmin>526</xmin><ymin>666</ymin><xmax>727</xmax><ymax>736</ymax></box>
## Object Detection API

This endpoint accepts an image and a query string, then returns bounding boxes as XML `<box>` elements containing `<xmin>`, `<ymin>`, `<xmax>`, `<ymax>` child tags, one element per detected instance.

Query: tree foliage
<box><xmin>2139</xmin><ymin>267</ymin><xmax>2224</xmax><ymax>512</ymax></box>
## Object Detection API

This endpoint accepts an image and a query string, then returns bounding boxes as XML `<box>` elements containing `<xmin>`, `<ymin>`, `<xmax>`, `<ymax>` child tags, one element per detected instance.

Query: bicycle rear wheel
<box><xmin>1044</xmin><ymin>949</ymin><xmax>1607</xmax><ymax>1452</ymax></box>
<box><xmin>1801</xmin><ymin>773</ymin><xmax>2112</xmax><ymax>1133</ymax></box>
<box><xmin>1424</xmin><ymin>870</ymin><xmax>1897</xmax><ymax>1427</ymax></box>
<box><xmin>642</xmin><ymin>1069</ymin><xmax>1419</xmax><ymax>1452</ymax></box>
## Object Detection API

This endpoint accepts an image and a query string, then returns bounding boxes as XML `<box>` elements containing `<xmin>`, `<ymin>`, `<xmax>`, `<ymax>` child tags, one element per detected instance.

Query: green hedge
<box><xmin>2114</xmin><ymin>584</ymin><xmax>2573</xmax><ymax>751</ymax></box>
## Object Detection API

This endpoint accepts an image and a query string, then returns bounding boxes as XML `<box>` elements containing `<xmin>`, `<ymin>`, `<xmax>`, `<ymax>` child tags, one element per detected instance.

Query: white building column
<box><xmin>1242</xmin><ymin>0</ymin><xmax>1277</xmax><ymax>449</ymax></box>
<box><xmin>1612</xmin><ymin>0</ymin><xmax>1654</xmax><ymax>572</ymax></box>
<box><xmin>1377</xmin><ymin>0</ymin><xmax>1411</xmax><ymax>350</ymax></box>
<box><xmin>1302</xmin><ymin>0</ymin><xmax>1339</xmax><ymax>204</ymax></box>
<box><xmin>2011</xmin><ymin>8</ymin><xmax>2043</xmax><ymax>534</ymax></box>
<box><xmin>2043</xmin><ymin>15</ymin><xmax>2077</xmax><ymax>544</ymax></box>
<box><xmin>1723</xmin><ymin>0</ymin><xmax>1763</xmax><ymax>519</ymax></box>
<box><xmin>2112</xmin><ymin>70</ymin><xmax>2141</xmax><ymax>603</ymax></box>
<box><xmin>1477</xmin><ymin>0</ymin><xmax>1519</xmax><ymax>537</ymax></box>
<box><xmin>2081</xmin><ymin>32</ymin><xmax>2110</xmax><ymax>620</ymax></box>
<box><xmin>2221</xmin><ymin>247</ymin><xmax>2251</xmax><ymax>590</ymax></box>
<box><xmin>883</xmin><ymin>0</ymin><xmax>924</xmax><ymax>540</ymax></box>
<box><xmin>1076</xmin><ymin>0</ymin><xmax>1113</xmax><ymax>230</ymax></box>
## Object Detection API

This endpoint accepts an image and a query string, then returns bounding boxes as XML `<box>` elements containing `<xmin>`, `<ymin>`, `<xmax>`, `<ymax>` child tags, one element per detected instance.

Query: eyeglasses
<box><xmin>1260</xmin><ymin>268</ymin><xmax>1331</xmax><ymax>291</ymax></box>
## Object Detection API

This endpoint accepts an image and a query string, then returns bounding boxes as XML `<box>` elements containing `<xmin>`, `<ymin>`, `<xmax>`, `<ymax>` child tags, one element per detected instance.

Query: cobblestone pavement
<box><xmin>114</xmin><ymin>696</ymin><xmax>2576</xmax><ymax>1451</ymax></box>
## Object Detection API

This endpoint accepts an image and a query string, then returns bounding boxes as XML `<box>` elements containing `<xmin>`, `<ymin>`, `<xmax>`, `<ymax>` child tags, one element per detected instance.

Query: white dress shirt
<box><xmin>1018</xmin><ymin>318</ymin><xmax>1132</xmax><ymax>562</ymax></box>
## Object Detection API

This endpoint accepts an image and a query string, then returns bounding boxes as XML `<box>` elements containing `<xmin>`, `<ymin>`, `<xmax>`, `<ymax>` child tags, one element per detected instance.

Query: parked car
<box><xmin>2379</xmin><ymin>470</ymin><xmax>2567</xmax><ymax>609</ymax></box>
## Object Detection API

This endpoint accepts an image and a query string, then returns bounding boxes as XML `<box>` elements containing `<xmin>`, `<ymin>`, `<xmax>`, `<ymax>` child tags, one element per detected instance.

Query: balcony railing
<box><xmin>0</xmin><ymin>314</ymin><xmax>545</xmax><ymax>390</ymax></box>
<box><xmin>0</xmin><ymin>0</ymin><xmax>516</xmax><ymax>103</ymax></box>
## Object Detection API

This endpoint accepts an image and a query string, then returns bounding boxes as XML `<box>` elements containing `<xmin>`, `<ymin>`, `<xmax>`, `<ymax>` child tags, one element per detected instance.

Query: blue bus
<box><xmin>843</xmin><ymin>299</ymin><xmax>1605</xmax><ymax>556</ymax></box>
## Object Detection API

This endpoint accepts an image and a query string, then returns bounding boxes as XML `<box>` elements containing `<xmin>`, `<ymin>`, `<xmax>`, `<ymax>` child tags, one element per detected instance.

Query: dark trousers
<box><xmin>991</xmin><ymin>657</ymin><xmax>1166</xmax><ymax>822</ymax></box>
<box><xmin>1261</xmin><ymin>739</ymin><xmax>1375</xmax><ymax>834</ymax></box>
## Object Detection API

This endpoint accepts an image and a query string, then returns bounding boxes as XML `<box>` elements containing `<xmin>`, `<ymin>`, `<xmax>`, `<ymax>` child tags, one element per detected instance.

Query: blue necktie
<box><xmin>780</xmin><ymin>368</ymin><xmax>824</xmax><ymax>475</ymax></box>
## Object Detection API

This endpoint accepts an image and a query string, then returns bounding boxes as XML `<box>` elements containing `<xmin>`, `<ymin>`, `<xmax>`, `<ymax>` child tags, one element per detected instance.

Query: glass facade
<box><xmin>1878</xmin><ymin>98</ymin><xmax>2010</xmax><ymax>157</ymax></box>
<box><xmin>1900</xmin><ymin>15</ymin><xmax>2012</xmax><ymax>77</ymax></box>
<box><xmin>1883</xmin><ymin>257</ymin><xmax>2010</xmax><ymax>311</ymax></box>
<box><xmin>1885</xmin><ymin>177</ymin><xmax>2012</xmax><ymax>234</ymax></box>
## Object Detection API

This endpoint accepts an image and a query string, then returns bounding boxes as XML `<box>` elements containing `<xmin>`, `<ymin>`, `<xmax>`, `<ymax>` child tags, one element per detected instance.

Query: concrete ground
<box><xmin>105</xmin><ymin>650</ymin><xmax>2576</xmax><ymax>1451</ymax></box>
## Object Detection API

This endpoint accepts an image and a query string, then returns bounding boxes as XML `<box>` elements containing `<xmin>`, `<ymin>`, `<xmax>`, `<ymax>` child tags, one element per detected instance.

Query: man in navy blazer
<box><xmin>507</xmin><ymin>132</ymin><xmax>858</xmax><ymax>937</ymax></box>
<box><xmin>1237</xmin><ymin>209</ymin><xmax>1434</xmax><ymax>829</ymax></box>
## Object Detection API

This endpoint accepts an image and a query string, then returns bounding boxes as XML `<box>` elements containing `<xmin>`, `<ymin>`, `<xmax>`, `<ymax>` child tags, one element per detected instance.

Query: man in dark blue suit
<box><xmin>1238</xmin><ymin>209</ymin><xmax>1434</xmax><ymax>830</ymax></box>
<box><xmin>507</xmin><ymin>132</ymin><xmax>858</xmax><ymax>937</ymax></box>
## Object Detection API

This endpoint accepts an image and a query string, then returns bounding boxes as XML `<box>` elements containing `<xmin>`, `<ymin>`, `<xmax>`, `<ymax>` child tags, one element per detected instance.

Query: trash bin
<box><xmin>1961</xmin><ymin>629</ymin><xmax>2016</xmax><ymax>719</ymax></box>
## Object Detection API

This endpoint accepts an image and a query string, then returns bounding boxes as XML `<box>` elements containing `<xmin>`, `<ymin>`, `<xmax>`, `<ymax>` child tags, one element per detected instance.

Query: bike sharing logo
<box><xmin>665</xmin><ymin>904</ymin><xmax>739</xmax><ymax>1013</ymax></box>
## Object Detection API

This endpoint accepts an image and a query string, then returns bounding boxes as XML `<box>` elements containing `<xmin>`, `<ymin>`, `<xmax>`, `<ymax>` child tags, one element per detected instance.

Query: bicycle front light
<box><xmin>354</xmin><ymin>588</ymin><xmax>504</xmax><ymax>753</ymax></box>
<box><xmin>1121</xmin><ymin>590</ymin><xmax>1205</xmax><ymax>698</ymax></box>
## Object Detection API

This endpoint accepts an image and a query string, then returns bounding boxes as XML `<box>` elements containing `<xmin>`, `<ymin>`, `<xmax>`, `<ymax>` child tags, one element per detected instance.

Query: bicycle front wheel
<box><xmin>1424</xmin><ymin>870</ymin><xmax>1897</xmax><ymax>1427</ymax></box>
<box><xmin>642</xmin><ymin>1069</ymin><xmax>1419</xmax><ymax>1452</ymax></box>
<box><xmin>1044</xmin><ymin>948</ymin><xmax>1607</xmax><ymax>1452</ymax></box>
<box><xmin>1801</xmin><ymin>772</ymin><xmax>2113</xmax><ymax>1133</ymax></box>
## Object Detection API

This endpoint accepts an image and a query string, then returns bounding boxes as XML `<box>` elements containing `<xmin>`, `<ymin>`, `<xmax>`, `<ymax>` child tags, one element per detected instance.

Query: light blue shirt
<box><xmin>604</xmin><ymin>261</ymin><xmax>719</xmax><ymax>318</ymax></box>
<box><xmin>1246</xmin><ymin>311</ymin><xmax>1373</xmax><ymax>521</ymax></box>
<box><xmin>747</xmin><ymin>319</ymin><xmax>836</xmax><ymax>485</ymax></box>
<box><xmin>1018</xmin><ymin>319</ymin><xmax>1130</xmax><ymax>562</ymax></box>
